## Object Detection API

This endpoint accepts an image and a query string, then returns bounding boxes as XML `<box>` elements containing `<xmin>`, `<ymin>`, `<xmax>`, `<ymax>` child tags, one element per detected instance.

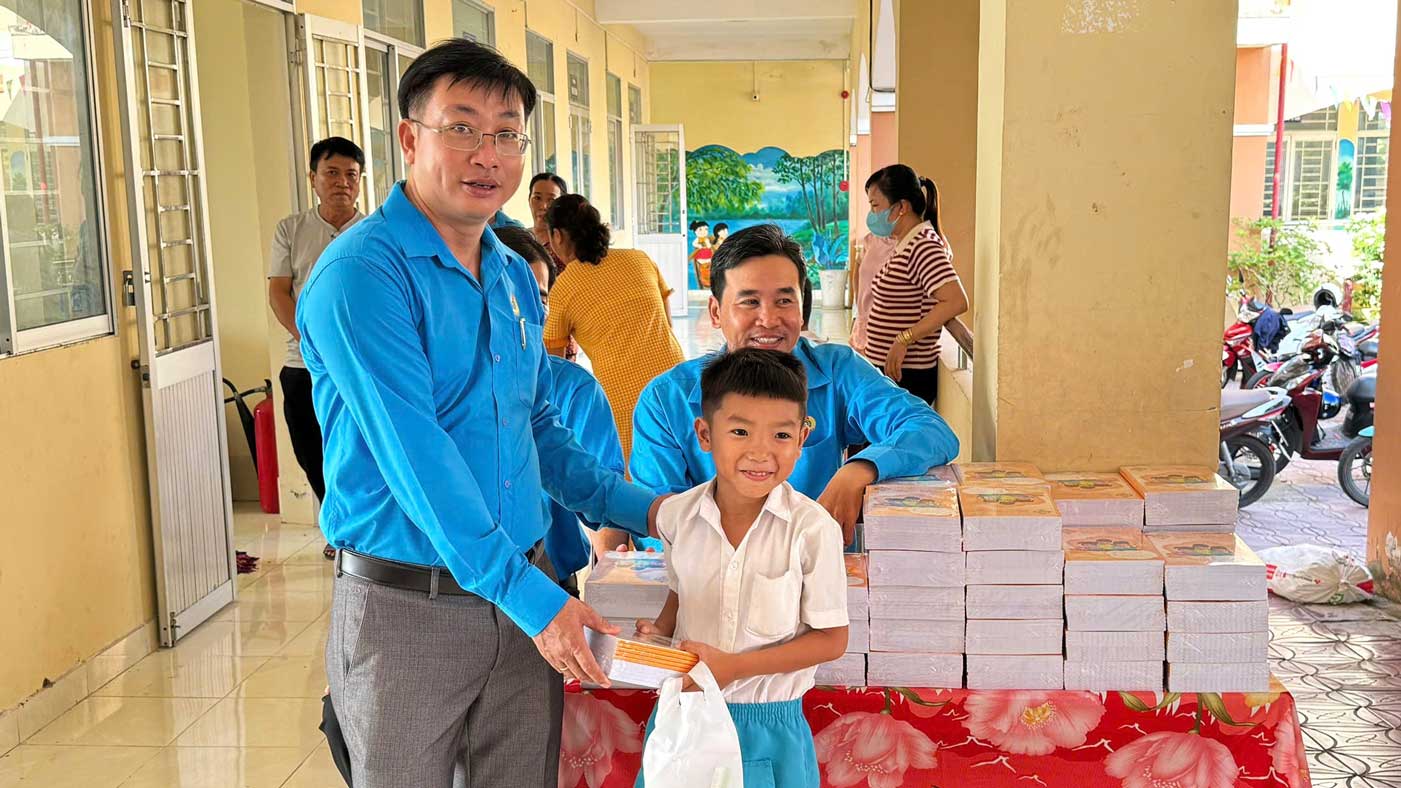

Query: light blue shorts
<box><xmin>635</xmin><ymin>698</ymin><xmax>818</xmax><ymax>788</ymax></box>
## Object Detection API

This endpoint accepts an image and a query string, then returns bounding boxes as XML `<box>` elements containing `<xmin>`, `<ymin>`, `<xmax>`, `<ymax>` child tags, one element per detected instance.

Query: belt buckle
<box><xmin>428</xmin><ymin>567</ymin><xmax>441</xmax><ymax>600</ymax></box>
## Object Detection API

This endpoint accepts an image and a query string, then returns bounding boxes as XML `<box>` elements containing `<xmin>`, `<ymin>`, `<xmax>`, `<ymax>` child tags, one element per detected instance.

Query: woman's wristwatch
<box><xmin>897</xmin><ymin>328</ymin><xmax>915</xmax><ymax>345</ymax></box>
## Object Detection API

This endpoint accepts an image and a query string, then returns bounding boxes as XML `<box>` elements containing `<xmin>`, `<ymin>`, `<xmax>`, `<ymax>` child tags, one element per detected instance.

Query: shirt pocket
<box><xmin>517</xmin><ymin>321</ymin><xmax>544</xmax><ymax>406</ymax></box>
<box><xmin>744</xmin><ymin>569</ymin><xmax>802</xmax><ymax>640</ymax></box>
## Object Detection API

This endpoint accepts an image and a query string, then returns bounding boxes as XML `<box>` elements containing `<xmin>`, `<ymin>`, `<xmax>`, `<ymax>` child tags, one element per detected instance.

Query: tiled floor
<box><xmin>3</xmin><ymin>305</ymin><xmax>1396</xmax><ymax>786</ymax></box>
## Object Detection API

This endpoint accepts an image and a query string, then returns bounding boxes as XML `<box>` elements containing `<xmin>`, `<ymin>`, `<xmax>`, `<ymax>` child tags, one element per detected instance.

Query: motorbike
<box><xmin>1245</xmin><ymin>321</ymin><xmax>1365</xmax><ymax>420</ymax></box>
<box><xmin>1339</xmin><ymin>424</ymin><xmax>1375</xmax><ymax>508</ymax></box>
<box><xmin>1259</xmin><ymin>349</ymin><xmax>1376</xmax><ymax>475</ymax></box>
<box><xmin>1222</xmin><ymin>299</ymin><xmax>1268</xmax><ymax>387</ymax></box>
<box><xmin>1219</xmin><ymin>386</ymin><xmax>1292</xmax><ymax>507</ymax></box>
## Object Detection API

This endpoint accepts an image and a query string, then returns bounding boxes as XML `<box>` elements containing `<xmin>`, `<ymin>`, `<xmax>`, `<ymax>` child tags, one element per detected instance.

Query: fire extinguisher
<box><xmin>223</xmin><ymin>379</ymin><xmax>280</xmax><ymax>514</ymax></box>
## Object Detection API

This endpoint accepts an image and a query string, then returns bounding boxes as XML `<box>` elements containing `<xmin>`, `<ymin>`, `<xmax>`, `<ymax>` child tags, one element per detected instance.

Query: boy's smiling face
<box><xmin>695</xmin><ymin>392</ymin><xmax>809</xmax><ymax>500</ymax></box>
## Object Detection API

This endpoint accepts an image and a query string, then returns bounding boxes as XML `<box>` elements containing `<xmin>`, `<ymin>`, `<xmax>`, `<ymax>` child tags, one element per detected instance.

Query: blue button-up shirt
<box><xmin>297</xmin><ymin>183</ymin><xmax>654</xmax><ymax>636</ymax></box>
<box><xmin>630</xmin><ymin>339</ymin><xmax>960</xmax><ymax>543</ymax></box>
<box><xmin>542</xmin><ymin>356</ymin><xmax>624</xmax><ymax>578</ymax></box>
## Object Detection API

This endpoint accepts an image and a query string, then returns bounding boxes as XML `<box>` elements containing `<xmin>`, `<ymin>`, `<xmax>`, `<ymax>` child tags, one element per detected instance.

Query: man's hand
<box><xmin>884</xmin><ymin>341</ymin><xmax>908</xmax><ymax>381</ymax></box>
<box><xmin>678</xmin><ymin>640</ymin><xmax>738</xmax><ymax>691</ymax></box>
<box><xmin>818</xmin><ymin>461</ymin><xmax>878</xmax><ymax>546</ymax></box>
<box><xmin>646</xmin><ymin>493</ymin><xmax>674</xmax><ymax>538</ymax></box>
<box><xmin>531</xmin><ymin>597</ymin><xmax>618</xmax><ymax>686</ymax></box>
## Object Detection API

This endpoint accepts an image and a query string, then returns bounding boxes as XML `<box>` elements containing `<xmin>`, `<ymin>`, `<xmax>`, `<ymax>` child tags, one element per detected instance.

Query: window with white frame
<box><xmin>607</xmin><ymin>73</ymin><xmax>624</xmax><ymax>228</ymax></box>
<box><xmin>1355</xmin><ymin>109</ymin><xmax>1389</xmax><ymax>214</ymax></box>
<box><xmin>567</xmin><ymin>53</ymin><xmax>591</xmax><ymax>199</ymax></box>
<box><xmin>453</xmin><ymin>0</ymin><xmax>495</xmax><ymax>46</ymax></box>
<box><xmin>1259</xmin><ymin>106</ymin><xmax>1343</xmax><ymax>221</ymax></box>
<box><xmin>363</xmin><ymin>0</ymin><xmax>424</xmax><ymax>48</ymax></box>
<box><xmin>365</xmin><ymin>38</ymin><xmax>420</xmax><ymax>208</ymax></box>
<box><xmin>526</xmin><ymin>32</ymin><xmax>557</xmax><ymax>175</ymax></box>
<box><xmin>0</xmin><ymin>0</ymin><xmax>111</xmax><ymax>356</ymax></box>
<box><xmin>628</xmin><ymin>83</ymin><xmax>642</xmax><ymax>125</ymax></box>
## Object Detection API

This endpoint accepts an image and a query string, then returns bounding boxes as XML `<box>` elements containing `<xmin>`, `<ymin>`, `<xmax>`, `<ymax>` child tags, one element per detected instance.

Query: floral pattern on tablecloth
<box><xmin>561</xmin><ymin>677</ymin><xmax>1309</xmax><ymax>788</ymax></box>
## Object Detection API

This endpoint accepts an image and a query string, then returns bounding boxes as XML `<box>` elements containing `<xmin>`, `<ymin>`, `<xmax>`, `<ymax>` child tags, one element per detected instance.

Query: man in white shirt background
<box><xmin>267</xmin><ymin>137</ymin><xmax>365</xmax><ymax>558</ymax></box>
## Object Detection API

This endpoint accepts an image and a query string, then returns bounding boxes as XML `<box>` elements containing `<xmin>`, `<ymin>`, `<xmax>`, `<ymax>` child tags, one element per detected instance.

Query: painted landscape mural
<box><xmin>685</xmin><ymin>145</ymin><xmax>849</xmax><ymax>290</ymax></box>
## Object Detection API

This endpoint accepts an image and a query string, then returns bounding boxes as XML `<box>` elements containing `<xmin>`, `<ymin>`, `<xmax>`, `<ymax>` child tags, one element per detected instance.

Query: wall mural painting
<box><xmin>685</xmin><ymin>145</ymin><xmax>850</xmax><ymax>290</ymax></box>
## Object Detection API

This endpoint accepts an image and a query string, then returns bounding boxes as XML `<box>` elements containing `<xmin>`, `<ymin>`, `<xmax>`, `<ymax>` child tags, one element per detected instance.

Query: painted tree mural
<box><xmin>686</xmin><ymin>146</ymin><xmax>764</xmax><ymax>217</ymax></box>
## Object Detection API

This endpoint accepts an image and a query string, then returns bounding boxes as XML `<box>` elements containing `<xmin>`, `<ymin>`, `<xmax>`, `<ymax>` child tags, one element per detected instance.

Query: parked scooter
<box><xmin>1261</xmin><ymin>357</ymin><xmax>1376</xmax><ymax>475</ymax></box>
<box><xmin>1339</xmin><ymin>425</ymin><xmax>1375</xmax><ymax>508</ymax></box>
<box><xmin>1219</xmin><ymin>386</ymin><xmax>1292</xmax><ymax>507</ymax></box>
<box><xmin>1222</xmin><ymin>299</ymin><xmax>1269</xmax><ymax>387</ymax></box>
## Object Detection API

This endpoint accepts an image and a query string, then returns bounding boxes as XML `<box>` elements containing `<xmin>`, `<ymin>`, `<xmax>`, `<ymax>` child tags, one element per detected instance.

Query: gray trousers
<box><xmin>327</xmin><ymin>557</ymin><xmax>563</xmax><ymax>788</ymax></box>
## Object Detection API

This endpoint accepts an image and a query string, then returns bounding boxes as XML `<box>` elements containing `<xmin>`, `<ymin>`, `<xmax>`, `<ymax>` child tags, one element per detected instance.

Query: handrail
<box><xmin>945</xmin><ymin>316</ymin><xmax>974</xmax><ymax>368</ymax></box>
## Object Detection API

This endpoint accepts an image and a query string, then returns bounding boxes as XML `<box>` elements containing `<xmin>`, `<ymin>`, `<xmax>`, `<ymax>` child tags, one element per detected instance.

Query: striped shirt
<box><xmin>863</xmin><ymin>223</ymin><xmax>960</xmax><ymax>370</ymax></box>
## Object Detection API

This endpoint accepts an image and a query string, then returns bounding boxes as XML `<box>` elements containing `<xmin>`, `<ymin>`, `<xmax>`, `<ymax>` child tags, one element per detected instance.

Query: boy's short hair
<box><xmin>701</xmin><ymin>348</ymin><xmax>808</xmax><ymax>421</ymax></box>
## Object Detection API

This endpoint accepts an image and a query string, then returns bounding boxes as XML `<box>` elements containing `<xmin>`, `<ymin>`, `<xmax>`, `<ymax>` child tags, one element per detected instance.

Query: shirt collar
<box><xmin>687</xmin><ymin>338</ymin><xmax>831</xmax><ymax>404</ymax></box>
<box><xmin>696</xmin><ymin>480</ymin><xmax>795</xmax><ymax>535</ymax></box>
<box><xmin>895</xmin><ymin>220</ymin><xmax>933</xmax><ymax>257</ymax></box>
<box><xmin>312</xmin><ymin>205</ymin><xmax>363</xmax><ymax>234</ymax></box>
<box><xmin>380</xmin><ymin>182</ymin><xmax>512</xmax><ymax>285</ymax></box>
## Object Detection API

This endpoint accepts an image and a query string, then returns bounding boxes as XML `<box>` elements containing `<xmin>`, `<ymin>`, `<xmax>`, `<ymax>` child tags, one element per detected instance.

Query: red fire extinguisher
<box><xmin>224</xmin><ymin>378</ymin><xmax>280</xmax><ymax>514</ymax></box>
<box><xmin>254</xmin><ymin>391</ymin><xmax>280</xmax><ymax>514</ymax></box>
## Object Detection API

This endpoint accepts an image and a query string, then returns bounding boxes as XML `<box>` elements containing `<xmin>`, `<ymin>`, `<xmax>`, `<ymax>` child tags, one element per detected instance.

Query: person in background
<box><xmin>635</xmin><ymin>348</ymin><xmax>848</xmax><ymax>788</ymax></box>
<box><xmin>267</xmin><ymin>136</ymin><xmax>364</xmax><ymax>561</ymax></box>
<box><xmin>297</xmin><ymin>40</ymin><xmax>668</xmax><ymax>788</ymax></box>
<box><xmin>544</xmin><ymin>194</ymin><xmax>686</xmax><ymax>555</ymax></box>
<box><xmin>631</xmin><ymin>224</ymin><xmax>959</xmax><ymax>549</ymax></box>
<box><xmin>861</xmin><ymin>164</ymin><xmax>968</xmax><ymax>404</ymax></box>
<box><xmin>528</xmin><ymin>172</ymin><xmax>569</xmax><ymax>269</ymax></box>
<box><xmin>497</xmin><ymin>226</ymin><xmax>624</xmax><ymax>591</ymax></box>
<box><xmin>849</xmin><ymin>230</ymin><xmax>897</xmax><ymax>357</ymax></box>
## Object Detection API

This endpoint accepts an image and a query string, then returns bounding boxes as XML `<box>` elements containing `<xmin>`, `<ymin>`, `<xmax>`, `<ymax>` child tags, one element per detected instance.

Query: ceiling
<box><xmin>594</xmin><ymin>0</ymin><xmax>857</xmax><ymax>61</ymax></box>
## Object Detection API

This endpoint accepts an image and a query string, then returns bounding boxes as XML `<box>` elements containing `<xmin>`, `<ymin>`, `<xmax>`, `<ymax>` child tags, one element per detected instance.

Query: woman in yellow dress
<box><xmin>543</xmin><ymin>195</ymin><xmax>685</xmax><ymax>468</ymax></box>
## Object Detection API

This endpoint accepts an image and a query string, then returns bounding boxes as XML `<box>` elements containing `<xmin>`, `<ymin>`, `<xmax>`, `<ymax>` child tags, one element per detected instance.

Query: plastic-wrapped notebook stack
<box><xmin>956</xmin><ymin>466</ymin><xmax>1065</xmax><ymax>691</ymax></box>
<box><xmin>1121</xmin><ymin>466</ymin><xmax>1239</xmax><ymax>534</ymax></box>
<box><xmin>1062</xmin><ymin>527</ymin><xmax>1166</xmax><ymax>691</ymax></box>
<box><xmin>862</xmin><ymin>479</ymin><xmax>964</xmax><ymax>688</ymax></box>
<box><xmin>816</xmin><ymin>553</ymin><xmax>870</xmax><ymax>685</ymax></box>
<box><xmin>584</xmin><ymin>550</ymin><xmax>671</xmax><ymax>633</ymax></box>
<box><xmin>1152</xmin><ymin>532</ymin><xmax>1270</xmax><ymax>692</ymax></box>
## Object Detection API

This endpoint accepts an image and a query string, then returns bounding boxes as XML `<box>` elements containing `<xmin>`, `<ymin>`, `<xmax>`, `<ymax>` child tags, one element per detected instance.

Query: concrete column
<box><xmin>897</xmin><ymin>0</ymin><xmax>979</xmax><ymax>317</ymax></box>
<box><xmin>970</xmin><ymin>0</ymin><xmax>1237</xmax><ymax>468</ymax></box>
<box><xmin>1365</xmin><ymin>3</ymin><xmax>1401</xmax><ymax>601</ymax></box>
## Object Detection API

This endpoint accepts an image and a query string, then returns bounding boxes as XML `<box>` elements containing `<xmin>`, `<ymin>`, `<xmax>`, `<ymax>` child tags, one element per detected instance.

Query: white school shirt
<box><xmin>659</xmin><ymin>480</ymin><xmax>849</xmax><ymax>703</ymax></box>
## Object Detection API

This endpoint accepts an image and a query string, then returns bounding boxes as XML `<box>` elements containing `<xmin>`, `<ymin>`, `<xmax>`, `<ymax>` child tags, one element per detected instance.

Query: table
<box><xmin>560</xmin><ymin>677</ymin><xmax>1309</xmax><ymax>787</ymax></box>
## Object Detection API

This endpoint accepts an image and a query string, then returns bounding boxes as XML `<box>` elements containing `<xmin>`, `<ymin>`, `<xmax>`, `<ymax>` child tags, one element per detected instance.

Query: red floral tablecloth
<box><xmin>561</xmin><ymin>677</ymin><xmax>1309</xmax><ymax>788</ymax></box>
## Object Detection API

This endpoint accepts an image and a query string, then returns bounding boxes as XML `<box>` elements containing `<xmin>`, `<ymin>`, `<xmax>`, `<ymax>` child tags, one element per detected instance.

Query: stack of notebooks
<box><xmin>584</xmin><ymin>629</ymin><xmax>699</xmax><ymax>689</ymax></box>
<box><xmin>960</xmin><ymin>485</ymin><xmax>1064</xmax><ymax>690</ymax></box>
<box><xmin>1061</xmin><ymin>528</ymin><xmax>1166</xmax><ymax>690</ymax></box>
<box><xmin>1046</xmin><ymin>472</ymin><xmax>1145</xmax><ymax>527</ymax></box>
<box><xmin>817</xmin><ymin>554</ymin><xmax>871</xmax><ymax>685</ymax></box>
<box><xmin>1154</xmin><ymin>533</ymin><xmax>1270</xmax><ymax>692</ymax></box>
<box><xmin>954</xmin><ymin>462</ymin><xmax>1047</xmax><ymax>487</ymax></box>
<box><xmin>864</xmin><ymin>484</ymin><xmax>964</xmax><ymax>688</ymax></box>
<box><xmin>584</xmin><ymin>551</ymin><xmax>671</xmax><ymax>632</ymax></box>
<box><xmin>883</xmin><ymin>464</ymin><xmax>960</xmax><ymax>487</ymax></box>
<box><xmin>1121</xmin><ymin>466</ymin><xmax>1239</xmax><ymax>533</ymax></box>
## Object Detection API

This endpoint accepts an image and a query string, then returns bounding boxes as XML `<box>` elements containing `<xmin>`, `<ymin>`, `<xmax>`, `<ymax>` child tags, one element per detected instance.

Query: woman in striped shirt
<box><xmin>861</xmin><ymin>164</ymin><xmax>969</xmax><ymax>404</ymax></box>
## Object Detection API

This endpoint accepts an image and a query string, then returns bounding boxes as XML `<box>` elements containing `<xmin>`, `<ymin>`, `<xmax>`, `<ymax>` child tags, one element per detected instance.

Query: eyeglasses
<box><xmin>409</xmin><ymin>119</ymin><xmax>531</xmax><ymax>157</ymax></box>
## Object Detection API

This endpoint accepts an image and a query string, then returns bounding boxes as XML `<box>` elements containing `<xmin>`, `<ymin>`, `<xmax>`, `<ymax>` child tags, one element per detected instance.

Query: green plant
<box><xmin>1347</xmin><ymin>211</ymin><xmax>1385</xmax><ymax>321</ymax></box>
<box><xmin>1226</xmin><ymin>218</ymin><xmax>1330</xmax><ymax>307</ymax></box>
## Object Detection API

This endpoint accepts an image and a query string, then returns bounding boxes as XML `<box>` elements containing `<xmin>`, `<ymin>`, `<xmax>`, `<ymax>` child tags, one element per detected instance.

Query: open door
<box><xmin>296</xmin><ymin>14</ymin><xmax>375</xmax><ymax>209</ymax></box>
<box><xmin>113</xmin><ymin>0</ymin><xmax>236</xmax><ymax>646</ymax></box>
<box><xmin>631</xmin><ymin>124</ymin><xmax>688</xmax><ymax>318</ymax></box>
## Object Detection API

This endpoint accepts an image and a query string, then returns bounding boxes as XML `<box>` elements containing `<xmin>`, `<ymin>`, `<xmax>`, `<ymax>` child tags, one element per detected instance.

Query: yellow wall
<box><xmin>0</xmin><ymin>0</ymin><xmax>156</xmax><ymax>711</ymax></box>
<box><xmin>972</xmin><ymin>0</ymin><xmax>1235</xmax><ymax>469</ymax></box>
<box><xmin>650</xmin><ymin>60</ymin><xmax>848</xmax><ymax>159</ymax></box>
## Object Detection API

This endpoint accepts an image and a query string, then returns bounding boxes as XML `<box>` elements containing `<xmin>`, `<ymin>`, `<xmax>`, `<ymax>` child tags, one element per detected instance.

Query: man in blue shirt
<box><xmin>297</xmin><ymin>41</ymin><xmax>663</xmax><ymax>788</ymax></box>
<box><xmin>630</xmin><ymin>223</ymin><xmax>959</xmax><ymax>547</ymax></box>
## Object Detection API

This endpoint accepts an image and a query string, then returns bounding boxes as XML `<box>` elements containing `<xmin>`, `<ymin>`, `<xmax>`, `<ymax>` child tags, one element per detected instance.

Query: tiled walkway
<box><xmin>2</xmin><ymin>306</ymin><xmax>1394</xmax><ymax>786</ymax></box>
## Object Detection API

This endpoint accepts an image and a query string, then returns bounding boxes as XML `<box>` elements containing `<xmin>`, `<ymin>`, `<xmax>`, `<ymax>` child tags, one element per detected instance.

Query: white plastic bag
<box><xmin>1258</xmin><ymin>544</ymin><xmax>1375</xmax><ymax>604</ymax></box>
<box><xmin>642</xmin><ymin>662</ymin><xmax>744</xmax><ymax>788</ymax></box>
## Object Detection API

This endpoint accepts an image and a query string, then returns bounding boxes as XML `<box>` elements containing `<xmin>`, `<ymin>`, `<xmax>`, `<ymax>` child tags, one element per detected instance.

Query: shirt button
<box><xmin>502</xmin><ymin>418</ymin><xmax>509</xmax><ymax>426</ymax></box>
<box><xmin>494</xmin><ymin>354</ymin><xmax>502</xmax><ymax>363</ymax></box>
<box><xmin>504</xmin><ymin>480</ymin><xmax>512</xmax><ymax>489</ymax></box>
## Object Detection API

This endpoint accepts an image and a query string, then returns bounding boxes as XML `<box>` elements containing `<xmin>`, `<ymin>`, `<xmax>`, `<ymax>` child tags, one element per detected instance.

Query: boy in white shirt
<box><xmin>635</xmin><ymin>348</ymin><xmax>849</xmax><ymax>788</ymax></box>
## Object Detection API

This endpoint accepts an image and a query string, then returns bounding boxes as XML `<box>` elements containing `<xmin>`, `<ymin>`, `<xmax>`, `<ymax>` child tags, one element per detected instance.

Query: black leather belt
<box><xmin>335</xmin><ymin>545</ymin><xmax>541</xmax><ymax>599</ymax></box>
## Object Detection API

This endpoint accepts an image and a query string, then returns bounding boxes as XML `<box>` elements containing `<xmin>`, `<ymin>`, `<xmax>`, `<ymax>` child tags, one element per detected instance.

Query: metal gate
<box><xmin>632</xmin><ymin>125</ymin><xmax>687</xmax><ymax>318</ymax></box>
<box><xmin>113</xmin><ymin>0</ymin><xmax>236</xmax><ymax>646</ymax></box>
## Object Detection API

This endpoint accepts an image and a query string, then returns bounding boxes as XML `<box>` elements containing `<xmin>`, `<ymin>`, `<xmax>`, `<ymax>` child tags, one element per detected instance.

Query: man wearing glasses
<box><xmin>296</xmin><ymin>40</ymin><xmax>668</xmax><ymax>788</ymax></box>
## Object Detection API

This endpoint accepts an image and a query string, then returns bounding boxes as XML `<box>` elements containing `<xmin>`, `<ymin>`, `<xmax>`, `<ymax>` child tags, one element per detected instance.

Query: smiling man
<box><xmin>630</xmin><ymin>223</ymin><xmax>959</xmax><ymax>546</ymax></box>
<box><xmin>296</xmin><ymin>40</ymin><xmax>667</xmax><ymax>788</ymax></box>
